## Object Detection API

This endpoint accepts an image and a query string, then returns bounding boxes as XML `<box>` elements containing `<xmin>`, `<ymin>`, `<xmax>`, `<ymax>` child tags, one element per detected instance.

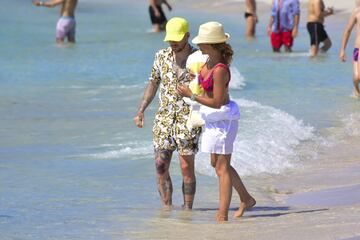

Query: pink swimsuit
<box><xmin>198</xmin><ymin>63</ymin><xmax>230</xmax><ymax>92</ymax></box>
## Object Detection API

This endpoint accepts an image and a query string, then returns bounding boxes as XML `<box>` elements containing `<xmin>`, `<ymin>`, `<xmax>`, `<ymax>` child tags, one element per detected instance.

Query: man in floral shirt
<box><xmin>134</xmin><ymin>17</ymin><xmax>201</xmax><ymax>210</ymax></box>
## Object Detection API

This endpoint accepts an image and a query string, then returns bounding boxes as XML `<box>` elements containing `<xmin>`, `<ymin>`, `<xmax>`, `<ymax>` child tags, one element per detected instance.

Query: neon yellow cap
<box><xmin>164</xmin><ymin>17</ymin><xmax>189</xmax><ymax>42</ymax></box>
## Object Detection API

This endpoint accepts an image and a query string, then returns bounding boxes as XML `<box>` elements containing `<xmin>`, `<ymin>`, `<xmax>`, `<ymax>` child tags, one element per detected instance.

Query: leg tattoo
<box><xmin>158</xmin><ymin>176</ymin><xmax>173</xmax><ymax>206</ymax></box>
<box><xmin>182</xmin><ymin>181</ymin><xmax>196</xmax><ymax>195</ymax></box>
<box><xmin>182</xmin><ymin>181</ymin><xmax>196</xmax><ymax>209</ymax></box>
<box><xmin>155</xmin><ymin>150</ymin><xmax>173</xmax><ymax>207</ymax></box>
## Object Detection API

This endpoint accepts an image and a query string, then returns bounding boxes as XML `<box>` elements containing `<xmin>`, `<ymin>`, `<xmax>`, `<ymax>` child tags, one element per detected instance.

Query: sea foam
<box><xmin>229</xmin><ymin>66</ymin><xmax>246</xmax><ymax>90</ymax></box>
<box><xmin>196</xmin><ymin>98</ymin><xmax>316</xmax><ymax>177</ymax></box>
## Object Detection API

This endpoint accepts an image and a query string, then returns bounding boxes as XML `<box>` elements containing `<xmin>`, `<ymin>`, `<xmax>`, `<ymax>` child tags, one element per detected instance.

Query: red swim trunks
<box><xmin>271</xmin><ymin>31</ymin><xmax>293</xmax><ymax>50</ymax></box>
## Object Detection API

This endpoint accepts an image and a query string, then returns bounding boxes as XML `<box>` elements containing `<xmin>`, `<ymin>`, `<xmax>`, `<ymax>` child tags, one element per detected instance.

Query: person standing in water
<box><xmin>267</xmin><ymin>0</ymin><xmax>300</xmax><ymax>52</ymax></box>
<box><xmin>33</xmin><ymin>0</ymin><xmax>78</xmax><ymax>43</ymax></box>
<box><xmin>149</xmin><ymin>0</ymin><xmax>172</xmax><ymax>32</ymax></box>
<box><xmin>244</xmin><ymin>0</ymin><xmax>258</xmax><ymax>38</ymax></box>
<box><xmin>307</xmin><ymin>0</ymin><xmax>334</xmax><ymax>57</ymax></box>
<box><xmin>340</xmin><ymin>0</ymin><xmax>360</xmax><ymax>98</ymax></box>
<box><xmin>134</xmin><ymin>17</ymin><xmax>201</xmax><ymax>210</ymax></box>
<box><xmin>177</xmin><ymin>21</ymin><xmax>256</xmax><ymax>221</ymax></box>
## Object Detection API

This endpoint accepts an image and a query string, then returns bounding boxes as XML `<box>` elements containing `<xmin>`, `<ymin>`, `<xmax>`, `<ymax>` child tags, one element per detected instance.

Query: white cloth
<box><xmin>186</xmin><ymin>104</ymin><xmax>205</xmax><ymax>130</ymax></box>
<box><xmin>199</xmin><ymin>101</ymin><xmax>240</xmax><ymax>154</ymax></box>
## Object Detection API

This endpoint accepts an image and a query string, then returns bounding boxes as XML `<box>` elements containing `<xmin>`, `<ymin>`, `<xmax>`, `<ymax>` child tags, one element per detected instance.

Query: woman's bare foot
<box><xmin>233</xmin><ymin>196</ymin><xmax>256</xmax><ymax>218</ymax></box>
<box><xmin>216</xmin><ymin>212</ymin><xmax>228</xmax><ymax>222</ymax></box>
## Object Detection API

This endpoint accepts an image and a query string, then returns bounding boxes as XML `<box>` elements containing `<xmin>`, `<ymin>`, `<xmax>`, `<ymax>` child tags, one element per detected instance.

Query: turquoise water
<box><xmin>1</xmin><ymin>0</ymin><xmax>360</xmax><ymax>239</ymax></box>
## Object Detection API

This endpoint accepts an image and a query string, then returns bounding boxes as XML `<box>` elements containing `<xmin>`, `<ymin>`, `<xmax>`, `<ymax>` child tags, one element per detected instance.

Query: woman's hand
<box><xmin>177</xmin><ymin>84</ymin><xmax>192</xmax><ymax>98</ymax></box>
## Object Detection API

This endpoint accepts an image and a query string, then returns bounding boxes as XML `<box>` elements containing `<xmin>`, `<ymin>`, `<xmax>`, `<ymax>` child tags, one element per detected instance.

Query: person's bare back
<box><xmin>61</xmin><ymin>0</ymin><xmax>77</xmax><ymax>17</ymax></box>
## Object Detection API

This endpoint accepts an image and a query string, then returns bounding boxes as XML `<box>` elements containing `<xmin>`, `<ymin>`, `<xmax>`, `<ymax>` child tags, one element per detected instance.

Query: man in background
<box><xmin>244</xmin><ymin>0</ymin><xmax>258</xmax><ymax>38</ymax></box>
<box><xmin>33</xmin><ymin>0</ymin><xmax>78</xmax><ymax>43</ymax></box>
<box><xmin>149</xmin><ymin>0</ymin><xmax>172</xmax><ymax>32</ymax></box>
<box><xmin>267</xmin><ymin>0</ymin><xmax>300</xmax><ymax>52</ymax></box>
<box><xmin>307</xmin><ymin>0</ymin><xmax>334</xmax><ymax>57</ymax></box>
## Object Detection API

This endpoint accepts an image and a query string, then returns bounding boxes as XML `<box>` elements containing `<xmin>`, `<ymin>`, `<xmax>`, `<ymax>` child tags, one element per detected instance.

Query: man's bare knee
<box><xmin>325</xmin><ymin>39</ymin><xmax>332</xmax><ymax>48</ymax></box>
<box><xmin>179</xmin><ymin>155</ymin><xmax>195</xmax><ymax>183</ymax></box>
<box><xmin>155</xmin><ymin>160</ymin><xmax>167</xmax><ymax>175</ymax></box>
<box><xmin>180</xmin><ymin>161</ymin><xmax>191</xmax><ymax>174</ymax></box>
<box><xmin>155</xmin><ymin>150</ymin><xmax>172</xmax><ymax>175</ymax></box>
<box><xmin>321</xmin><ymin>39</ymin><xmax>332</xmax><ymax>52</ymax></box>
<box><xmin>353</xmin><ymin>78</ymin><xmax>360</xmax><ymax>85</ymax></box>
<box><xmin>180</xmin><ymin>158</ymin><xmax>193</xmax><ymax>172</ymax></box>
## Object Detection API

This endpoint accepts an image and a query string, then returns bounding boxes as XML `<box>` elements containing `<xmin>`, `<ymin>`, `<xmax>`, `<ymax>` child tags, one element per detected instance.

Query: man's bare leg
<box><xmin>353</xmin><ymin>79</ymin><xmax>360</xmax><ymax>98</ymax></box>
<box><xmin>246</xmin><ymin>16</ymin><xmax>256</xmax><ymax>39</ymax></box>
<box><xmin>273</xmin><ymin>47</ymin><xmax>281</xmax><ymax>53</ymax></box>
<box><xmin>353</xmin><ymin>59</ymin><xmax>360</xmax><ymax>98</ymax></box>
<box><xmin>310</xmin><ymin>44</ymin><xmax>318</xmax><ymax>57</ymax></box>
<box><xmin>155</xmin><ymin>149</ymin><xmax>173</xmax><ymax>209</ymax></box>
<box><xmin>284</xmin><ymin>45</ymin><xmax>292</xmax><ymax>53</ymax></box>
<box><xmin>153</xmin><ymin>24</ymin><xmax>161</xmax><ymax>32</ymax></box>
<box><xmin>160</xmin><ymin>22</ymin><xmax>167</xmax><ymax>31</ymax></box>
<box><xmin>179</xmin><ymin>154</ymin><xmax>196</xmax><ymax>210</ymax></box>
<box><xmin>56</xmin><ymin>38</ymin><xmax>65</xmax><ymax>44</ymax></box>
<box><xmin>320</xmin><ymin>38</ymin><xmax>332</xmax><ymax>53</ymax></box>
<box><xmin>68</xmin><ymin>36</ymin><xmax>76</xmax><ymax>43</ymax></box>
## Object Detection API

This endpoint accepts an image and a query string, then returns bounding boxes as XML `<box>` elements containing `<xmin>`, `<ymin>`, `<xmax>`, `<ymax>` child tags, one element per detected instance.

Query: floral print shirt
<box><xmin>149</xmin><ymin>46</ymin><xmax>201</xmax><ymax>153</ymax></box>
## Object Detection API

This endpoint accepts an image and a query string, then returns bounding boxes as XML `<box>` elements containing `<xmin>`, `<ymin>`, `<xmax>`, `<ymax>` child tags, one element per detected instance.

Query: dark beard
<box><xmin>173</xmin><ymin>42</ymin><xmax>188</xmax><ymax>53</ymax></box>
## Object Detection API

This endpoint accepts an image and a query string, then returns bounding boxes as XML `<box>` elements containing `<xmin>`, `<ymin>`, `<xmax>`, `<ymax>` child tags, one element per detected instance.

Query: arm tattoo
<box><xmin>137</xmin><ymin>80</ymin><xmax>159</xmax><ymax>114</ymax></box>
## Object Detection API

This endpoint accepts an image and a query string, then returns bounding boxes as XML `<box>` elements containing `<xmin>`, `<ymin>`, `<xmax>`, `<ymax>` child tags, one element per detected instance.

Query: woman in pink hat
<box><xmin>177</xmin><ymin>21</ymin><xmax>256</xmax><ymax>221</ymax></box>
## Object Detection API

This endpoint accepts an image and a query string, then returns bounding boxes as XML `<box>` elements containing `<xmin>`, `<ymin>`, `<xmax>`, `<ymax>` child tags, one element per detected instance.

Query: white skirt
<box><xmin>199</xmin><ymin>101</ymin><xmax>240</xmax><ymax>154</ymax></box>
